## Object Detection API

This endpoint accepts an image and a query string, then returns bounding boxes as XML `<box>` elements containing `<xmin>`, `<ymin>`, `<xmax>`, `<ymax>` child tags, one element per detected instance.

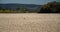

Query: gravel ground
<box><xmin>0</xmin><ymin>13</ymin><xmax>60</xmax><ymax>32</ymax></box>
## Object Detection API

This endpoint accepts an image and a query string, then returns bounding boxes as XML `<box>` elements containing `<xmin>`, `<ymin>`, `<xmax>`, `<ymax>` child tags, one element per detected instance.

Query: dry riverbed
<box><xmin>0</xmin><ymin>13</ymin><xmax>60</xmax><ymax>32</ymax></box>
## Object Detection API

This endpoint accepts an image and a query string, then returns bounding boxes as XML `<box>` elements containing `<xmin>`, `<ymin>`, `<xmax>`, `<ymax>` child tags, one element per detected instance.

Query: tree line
<box><xmin>0</xmin><ymin>1</ymin><xmax>60</xmax><ymax>13</ymax></box>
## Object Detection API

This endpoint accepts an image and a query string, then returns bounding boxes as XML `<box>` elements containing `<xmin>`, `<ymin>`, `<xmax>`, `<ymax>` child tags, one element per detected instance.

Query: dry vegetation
<box><xmin>0</xmin><ymin>13</ymin><xmax>60</xmax><ymax>32</ymax></box>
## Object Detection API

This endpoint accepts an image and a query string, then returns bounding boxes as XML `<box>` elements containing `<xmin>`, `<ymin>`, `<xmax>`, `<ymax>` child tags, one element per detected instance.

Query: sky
<box><xmin>0</xmin><ymin>0</ymin><xmax>60</xmax><ymax>5</ymax></box>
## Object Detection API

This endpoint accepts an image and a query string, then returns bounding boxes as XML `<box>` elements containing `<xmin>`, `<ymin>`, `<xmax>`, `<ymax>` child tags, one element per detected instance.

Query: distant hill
<box><xmin>0</xmin><ymin>4</ymin><xmax>42</xmax><ymax>10</ymax></box>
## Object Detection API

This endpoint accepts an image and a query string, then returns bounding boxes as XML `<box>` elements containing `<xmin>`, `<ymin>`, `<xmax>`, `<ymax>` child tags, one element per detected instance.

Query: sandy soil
<box><xmin>0</xmin><ymin>13</ymin><xmax>60</xmax><ymax>32</ymax></box>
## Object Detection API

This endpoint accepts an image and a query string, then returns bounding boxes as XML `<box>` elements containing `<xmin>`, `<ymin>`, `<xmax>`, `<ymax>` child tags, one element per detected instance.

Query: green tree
<box><xmin>38</xmin><ymin>1</ymin><xmax>60</xmax><ymax>13</ymax></box>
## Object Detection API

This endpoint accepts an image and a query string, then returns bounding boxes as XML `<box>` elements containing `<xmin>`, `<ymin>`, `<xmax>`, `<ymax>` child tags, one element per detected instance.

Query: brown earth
<box><xmin>0</xmin><ymin>13</ymin><xmax>60</xmax><ymax>32</ymax></box>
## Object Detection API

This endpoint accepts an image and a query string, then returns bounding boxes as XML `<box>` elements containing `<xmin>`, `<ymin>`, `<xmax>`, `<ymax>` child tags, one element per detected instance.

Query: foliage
<box><xmin>38</xmin><ymin>1</ymin><xmax>60</xmax><ymax>13</ymax></box>
<box><xmin>1</xmin><ymin>1</ymin><xmax>60</xmax><ymax>13</ymax></box>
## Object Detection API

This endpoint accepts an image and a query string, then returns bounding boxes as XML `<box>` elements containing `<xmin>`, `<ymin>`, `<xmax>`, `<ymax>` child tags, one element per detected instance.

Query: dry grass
<box><xmin>0</xmin><ymin>13</ymin><xmax>60</xmax><ymax>32</ymax></box>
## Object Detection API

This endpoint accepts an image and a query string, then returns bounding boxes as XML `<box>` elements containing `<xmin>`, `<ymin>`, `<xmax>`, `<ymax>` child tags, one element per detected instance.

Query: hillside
<box><xmin>0</xmin><ymin>4</ymin><xmax>42</xmax><ymax>10</ymax></box>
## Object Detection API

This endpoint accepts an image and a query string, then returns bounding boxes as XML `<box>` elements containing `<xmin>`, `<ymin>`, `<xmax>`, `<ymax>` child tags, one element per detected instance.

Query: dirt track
<box><xmin>0</xmin><ymin>13</ymin><xmax>60</xmax><ymax>32</ymax></box>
